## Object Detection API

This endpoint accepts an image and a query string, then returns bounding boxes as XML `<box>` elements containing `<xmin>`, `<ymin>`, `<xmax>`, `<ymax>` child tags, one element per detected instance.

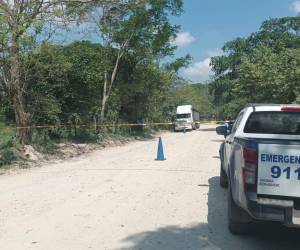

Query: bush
<box><xmin>0</xmin><ymin>123</ymin><xmax>16</xmax><ymax>167</ymax></box>
<box><xmin>0</xmin><ymin>148</ymin><xmax>15</xmax><ymax>167</ymax></box>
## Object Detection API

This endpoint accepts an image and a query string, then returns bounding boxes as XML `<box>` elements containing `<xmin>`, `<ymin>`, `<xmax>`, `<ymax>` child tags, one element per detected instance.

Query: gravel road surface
<box><xmin>1</xmin><ymin>125</ymin><xmax>300</xmax><ymax>250</ymax></box>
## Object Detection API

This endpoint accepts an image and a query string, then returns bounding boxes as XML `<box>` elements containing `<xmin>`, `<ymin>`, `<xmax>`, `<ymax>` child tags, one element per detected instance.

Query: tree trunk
<box><xmin>99</xmin><ymin>52</ymin><xmax>123</xmax><ymax>125</ymax></box>
<box><xmin>9</xmin><ymin>45</ymin><xmax>31</xmax><ymax>144</ymax></box>
<box><xmin>99</xmin><ymin>71</ymin><xmax>108</xmax><ymax>124</ymax></box>
<box><xmin>100</xmin><ymin>96</ymin><xmax>107</xmax><ymax>124</ymax></box>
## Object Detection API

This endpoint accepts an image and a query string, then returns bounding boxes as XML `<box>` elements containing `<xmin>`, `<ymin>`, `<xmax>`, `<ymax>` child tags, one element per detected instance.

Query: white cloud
<box><xmin>181</xmin><ymin>58</ymin><xmax>212</xmax><ymax>82</ymax></box>
<box><xmin>206</xmin><ymin>48</ymin><xmax>224</xmax><ymax>57</ymax></box>
<box><xmin>172</xmin><ymin>32</ymin><xmax>196</xmax><ymax>47</ymax></box>
<box><xmin>290</xmin><ymin>1</ymin><xmax>300</xmax><ymax>14</ymax></box>
<box><xmin>181</xmin><ymin>49</ymin><xmax>224</xmax><ymax>82</ymax></box>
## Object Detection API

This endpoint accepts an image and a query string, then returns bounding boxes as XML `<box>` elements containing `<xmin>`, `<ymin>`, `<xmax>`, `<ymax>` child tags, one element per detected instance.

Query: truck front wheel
<box><xmin>219</xmin><ymin>144</ymin><xmax>228</xmax><ymax>188</ymax></box>
<box><xmin>228</xmin><ymin>184</ymin><xmax>251</xmax><ymax>234</ymax></box>
<box><xmin>220</xmin><ymin>166</ymin><xmax>228</xmax><ymax>188</ymax></box>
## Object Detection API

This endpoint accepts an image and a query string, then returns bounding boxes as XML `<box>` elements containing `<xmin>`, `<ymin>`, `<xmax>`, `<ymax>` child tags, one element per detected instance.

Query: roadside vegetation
<box><xmin>209</xmin><ymin>16</ymin><xmax>300</xmax><ymax>119</ymax></box>
<box><xmin>0</xmin><ymin>120</ymin><xmax>16</xmax><ymax>167</ymax></box>
<box><xmin>0</xmin><ymin>0</ymin><xmax>209</xmax><ymax>167</ymax></box>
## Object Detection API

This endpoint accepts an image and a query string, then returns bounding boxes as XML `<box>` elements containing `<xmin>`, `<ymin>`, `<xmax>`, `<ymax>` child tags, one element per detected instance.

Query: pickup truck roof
<box><xmin>246</xmin><ymin>104</ymin><xmax>300</xmax><ymax>112</ymax></box>
<box><xmin>247</xmin><ymin>103</ymin><xmax>300</xmax><ymax>107</ymax></box>
<box><xmin>235</xmin><ymin>104</ymin><xmax>300</xmax><ymax>140</ymax></box>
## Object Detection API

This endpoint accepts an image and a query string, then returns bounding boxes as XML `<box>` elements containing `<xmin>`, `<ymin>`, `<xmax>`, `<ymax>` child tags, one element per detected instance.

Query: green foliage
<box><xmin>6</xmin><ymin>39</ymin><xmax>194</xmax><ymax>143</ymax></box>
<box><xmin>23</xmin><ymin>44</ymin><xmax>72</xmax><ymax>126</ymax></box>
<box><xmin>236</xmin><ymin>46</ymin><xmax>300</xmax><ymax>104</ymax></box>
<box><xmin>0</xmin><ymin>147</ymin><xmax>15</xmax><ymax>167</ymax></box>
<box><xmin>118</xmin><ymin>61</ymin><xmax>174</xmax><ymax>122</ymax></box>
<box><xmin>165</xmin><ymin>54</ymin><xmax>192</xmax><ymax>73</ymax></box>
<box><xmin>0</xmin><ymin>122</ymin><xmax>16</xmax><ymax>167</ymax></box>
<box><xmin>210</xmin><ymin>16</ymin><xmax>300</xmax><ymax>119</ymax></box>
<box><xmin>62</xmin><ymin>41</ymin><xmax>106</xmax><ymax>122</ymax></box>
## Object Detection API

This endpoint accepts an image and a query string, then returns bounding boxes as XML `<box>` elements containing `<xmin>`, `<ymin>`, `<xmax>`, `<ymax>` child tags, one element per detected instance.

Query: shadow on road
<box><xmin>121</xmin><ymin>177</ymin><xmax>300</xmax><ymax>250</ymax></box>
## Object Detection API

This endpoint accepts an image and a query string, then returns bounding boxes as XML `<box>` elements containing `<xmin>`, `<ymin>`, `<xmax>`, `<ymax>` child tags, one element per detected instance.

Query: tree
<box><xmin>0</xmin><ymin>0</ymin><xmax>98</xmax><ymax>144</ymax></box>
<box><xmin>0</xmin><ymin>1</ymin><xmax>59</xmax><ymax>143</ymax></box>
<box><xmin>69</xmin><ymin>0</ymin><xmax>183</xmax><ymax>124</ymax></box>
<box><xmin>62</xmin><ymin>41</ymin><xmax>108</xmax><ymax>128</ymax></box>
<box><xmin>210</xmin><ymin>16</ymin><xmax>300</xmax><ymax>118</ymax></box>
<box><xmin>22</xmin><ymin>44</ymin><xmax>72</xmax><ymax>126</ymax></box>
<box><xmin>236</xmin><ymin>46</ymin><xmax>300</xmax><ymax>104</ymax></box>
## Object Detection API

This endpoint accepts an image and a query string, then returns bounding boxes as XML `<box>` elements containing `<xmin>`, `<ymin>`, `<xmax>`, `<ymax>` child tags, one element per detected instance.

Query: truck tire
<box><xmin>219</xmin><ymin>144</ymin><xmax>228</xmax><ymax>188</ymax></box>
<box><xmin>220</xmin><ymin>165</ymin><xmax>228</xmax><ymax>188</ymax></box>
<box><xmin>228</xmin><ymin>184</ymin><xmax>251</xmax><ymax>235</ymax></box>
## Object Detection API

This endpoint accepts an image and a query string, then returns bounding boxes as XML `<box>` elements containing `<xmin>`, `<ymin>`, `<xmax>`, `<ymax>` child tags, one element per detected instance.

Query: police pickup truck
<box><xmin>216</xmin><ymin>104</ymin><xmax>300</xmax><ymax>234</ymax></box>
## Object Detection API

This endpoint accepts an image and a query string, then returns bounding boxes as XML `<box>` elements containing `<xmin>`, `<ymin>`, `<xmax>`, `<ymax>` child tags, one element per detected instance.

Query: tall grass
<box><xmin>0</xmin><ymin>122</ymin><xmax>16</xmax><ymax>167</ymax></box>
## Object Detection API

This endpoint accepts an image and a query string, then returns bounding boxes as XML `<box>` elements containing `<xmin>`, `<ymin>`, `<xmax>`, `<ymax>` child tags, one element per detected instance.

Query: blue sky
<box><xmin>174</xmin><ymin>0</ymin><xmax>300</xmax><ymax>82</ymax></box>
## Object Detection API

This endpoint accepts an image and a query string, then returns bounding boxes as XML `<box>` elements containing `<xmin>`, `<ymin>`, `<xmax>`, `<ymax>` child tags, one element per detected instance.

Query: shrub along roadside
<box><xmin>0</xmin><ymin>122</ymin><xmax>174</xmax><ymax>168</ymax></box>
<box><xmin>0</xmin><ymin>122</ymin><xmax>17</xmax><ymax>167</ymax></box>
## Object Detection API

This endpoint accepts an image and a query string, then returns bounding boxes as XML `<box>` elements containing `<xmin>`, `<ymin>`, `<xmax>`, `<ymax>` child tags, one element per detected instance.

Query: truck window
<box><xmin>231</xmin><ymin>112</ymin><xmax>244</xmax><ymax>134</ymax></box>
<box><xmin>176</xmin><ymin>114</ymin><xmax>191</xmax><ymax>119</ymax></box>
<box><xmin>244</xmin><ymin>111</ymin><xmax>300</xmax><ymax>135</ymax></box>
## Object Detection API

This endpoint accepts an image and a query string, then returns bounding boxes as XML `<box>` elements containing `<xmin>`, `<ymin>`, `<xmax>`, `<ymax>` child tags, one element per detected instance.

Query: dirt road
<box><xmin>1</xmin><ymin>125</ymin><xmax>300</xmax><ymax>250</ymax></box>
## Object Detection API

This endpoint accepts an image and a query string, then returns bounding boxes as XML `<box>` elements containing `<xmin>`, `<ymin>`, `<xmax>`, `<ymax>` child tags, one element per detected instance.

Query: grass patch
<box><xmin>0</xmin><ymin>122</ymin><xmax>16</xmax><ymax>167</ymax></box>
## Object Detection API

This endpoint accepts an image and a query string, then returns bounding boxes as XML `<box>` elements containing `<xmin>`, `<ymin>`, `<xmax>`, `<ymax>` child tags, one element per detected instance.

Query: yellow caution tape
<box><xmin>0</xmin><ymin>121</ymin><xmax>233</xmax><ymax>131</ymax></box>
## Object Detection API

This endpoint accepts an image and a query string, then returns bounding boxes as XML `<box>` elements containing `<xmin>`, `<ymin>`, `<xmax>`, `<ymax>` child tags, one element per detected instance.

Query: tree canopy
<box><xmin>210</xmin><ymin>16</ymin><xmax>300</xmax><ymax>119</ymax></box>
<box><xmin>0</xmin><ymin>0</ymin><xmax>195</xmax><ymax>144</ymax></box>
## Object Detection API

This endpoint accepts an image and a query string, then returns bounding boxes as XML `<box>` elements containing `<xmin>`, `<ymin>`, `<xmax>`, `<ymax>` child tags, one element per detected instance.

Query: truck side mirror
<box><xmin>216</xmin><ymin>125</ymin><xmax>228</xmax><ymax>137</ymax></box>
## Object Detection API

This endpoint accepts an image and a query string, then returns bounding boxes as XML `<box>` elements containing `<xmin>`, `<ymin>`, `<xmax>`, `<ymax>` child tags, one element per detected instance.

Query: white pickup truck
<box><xmin>216</xmin><ymin>104</ymin><xmax>300</xmax><ymax>234</ymax></box>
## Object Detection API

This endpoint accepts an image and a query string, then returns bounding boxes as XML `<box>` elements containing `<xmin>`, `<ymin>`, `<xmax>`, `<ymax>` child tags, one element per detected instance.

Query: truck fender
<box><xmin>228</xmin><ymin>154</ymin><xmax>239</xmax><ymax>203</ymax></box>
<box><xmin>228</xmin><ymin>151</ymin><xmax>251</xmax><ymax>215</ymax></box>
<box><xmin>219</xmin><ymin>142</ymin><xmax>225</xmax><ymax>170</ymax></box>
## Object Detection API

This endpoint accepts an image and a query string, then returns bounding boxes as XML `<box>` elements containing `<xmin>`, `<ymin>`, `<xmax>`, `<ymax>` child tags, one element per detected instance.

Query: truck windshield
<box><xmin>176</xmin><ymin>114</ymin><xmax>191</xmax><ymax>119</ymax></box>
<box><xmin>244</xmin><ymin>111</ymin><xmax>300</xmax><ymax>135</ymax></box>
